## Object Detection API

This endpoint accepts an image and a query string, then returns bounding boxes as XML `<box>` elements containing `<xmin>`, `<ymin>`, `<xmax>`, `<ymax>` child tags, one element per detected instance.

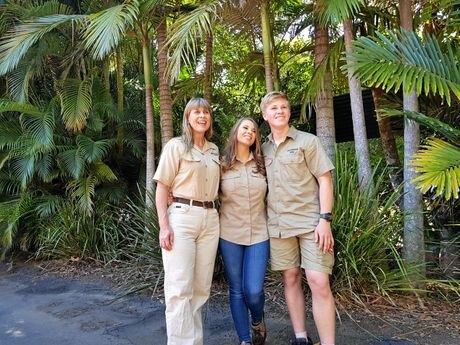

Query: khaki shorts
<box><xmin>270</xmin><ymin>231</ymin><xmax>334</xmax><ymax>274</ymax></box>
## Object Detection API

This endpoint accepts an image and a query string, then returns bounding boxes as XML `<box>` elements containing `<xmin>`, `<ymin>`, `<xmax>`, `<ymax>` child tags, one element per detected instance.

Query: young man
<box><xmin>261</xmin><ymin>91</ymin><xmax>336</xmax><ymax>345</ymax></box>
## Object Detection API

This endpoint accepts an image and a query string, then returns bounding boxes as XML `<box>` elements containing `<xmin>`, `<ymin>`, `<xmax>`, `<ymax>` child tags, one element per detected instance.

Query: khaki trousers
<box><xmin>162</xmin><ymin>203</ymin><xmax>220</xmax><ymax>345</ymax></box>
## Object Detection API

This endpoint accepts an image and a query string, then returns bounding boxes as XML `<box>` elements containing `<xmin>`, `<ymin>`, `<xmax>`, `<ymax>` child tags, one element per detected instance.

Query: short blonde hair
<box><xmin>260</xmin><ymin>91</ymin><xmax>290</xmax><ymax>113</ymax></box>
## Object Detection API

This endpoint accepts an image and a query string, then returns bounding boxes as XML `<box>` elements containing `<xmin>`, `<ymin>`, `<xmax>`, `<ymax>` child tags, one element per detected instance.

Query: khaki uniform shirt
<box><xmin>219</xmin><ymin>155</ymin><xmax>269</xmax><ymax>245</ymax></box>
<box><xmin>153</xmin><ymin>137</ymin><xmax>220</xmax><ymax>201</ymax></box>
<box><xmin>262</xmin><ymin>126</ymin><xmax>334</xmax><ymax>238</ymax></box>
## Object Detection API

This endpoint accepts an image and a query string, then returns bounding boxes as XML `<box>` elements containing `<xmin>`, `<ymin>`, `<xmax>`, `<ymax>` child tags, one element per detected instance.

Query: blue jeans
<box><xmin>219</xmin><ymin>238</ymin><xmax>270</xmax><ymax>342</ymax></box>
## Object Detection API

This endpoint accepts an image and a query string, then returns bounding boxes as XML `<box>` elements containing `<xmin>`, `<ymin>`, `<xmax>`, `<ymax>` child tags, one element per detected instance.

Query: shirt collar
<box><xmin>236</xmin><ymin>152</ymin><xmax>255</xmax><ymax>164</ymax></box>
<box><xmin>266</xmin><ymin>126</ymin><xmax>298</xmax><ymax>143</ymax></box>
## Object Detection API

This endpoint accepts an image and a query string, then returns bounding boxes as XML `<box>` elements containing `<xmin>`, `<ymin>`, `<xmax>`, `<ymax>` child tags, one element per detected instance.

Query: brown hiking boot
<box><xmin>251</xmin><ymin>319</ymin><xmax>266</xmax><ymax>345</ymax></box>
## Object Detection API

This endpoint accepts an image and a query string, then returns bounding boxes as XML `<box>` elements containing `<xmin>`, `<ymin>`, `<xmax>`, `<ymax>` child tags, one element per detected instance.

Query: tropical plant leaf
<box><xmin>0</xmin><ymin>193</ymin><xmax>34</xmax><ymax>252</ymax></box>
<box><xmin>0</xmin><ymin>98</ymin><xmax>42</xmax><ymax>115</ymax></box>
<box><xmin>348</xmin><ymin>30</ymin><xmax>460</xmax><ymax>105</ymax></box>
<box><xmin>411</xmin><ymin>138</ymin><xmax>460</xmax><ymax>200</ymax></box>
<box><xmin>380</xmin><ymin>109</ymin><xmax>460</xmax><ymax>143</ymax></box>
<box><xmin>58</xmin><ymin>149</ymin><xmax>85</xmax><ymax>179</ymax></box>
<box><xmin>10</xmin><ymin>155</ymin><xmax>35</xmax><ymax>189</ymax></box>
<box><xmin>67</xmin><ymin>175</ymin><xmax>97</xmax><ymax>216</ymax></box>
<box><xmin>35</xmin><ymin>194</ymin><xmax>66</xmax><ymax>217</ymax></box>
<box><xmin>35</xmin><ymin>152</ymin><xmax>57</xmax><ymax>182</ymax></box>
<box><xmin>90</xmin><ymin>161</ymin><xmax>117</xmax><ymax>183</ymax></box>
<box><xmin>0</xmin><ymin>171</ymin><xmax>21</xmax><ymax>196</ymax></box>
<box><xmin>76</xmin><ymin>135</ymin><xmax>112</xmax><ymax>162</ymax></box>
<box><xmin>0</xmin><ymin>14</ymin><xmax>85</xmax><ymax>75</ymax></box>
<box><xmin>301</xmin><ymin>38</ymin><xmax>344</xmax><ymax>111</ymax></box>
<box><xmin>20</xmin><ymin>111</ymin><xmax>55</xmax><ymax>148</ymax></box>
<box><xmin>167</xmin><ymin>1</ymin><xmax>224</xmax><ymax>81</ymax></box>
<box><xmin>58</xmin><ymin>78</ymin><xmax>93</xmax><ymax>131</ymax></box>
<box><xmin>84</xmin><ymin>3</ymin><xmax>139</xmax><ymax>60</ymax></box>
<box><xmin>318</xmin><ymin>0</ymin><xmax>365</xmax><ymax>25</ymax></box>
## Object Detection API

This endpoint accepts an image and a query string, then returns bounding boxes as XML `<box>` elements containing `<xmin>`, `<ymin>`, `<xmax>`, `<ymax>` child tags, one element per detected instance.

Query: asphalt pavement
<box><xmin>0</xmin><ymin>262</ymin><xmax>426</xmax><ymax>345</ymax></box>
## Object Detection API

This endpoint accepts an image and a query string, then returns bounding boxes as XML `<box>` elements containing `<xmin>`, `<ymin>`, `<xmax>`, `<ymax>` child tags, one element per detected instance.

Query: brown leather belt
<box><xmin>172</xmin><ymin>197</ymin><xmax>216</xmax><ymax>209</ymax></box>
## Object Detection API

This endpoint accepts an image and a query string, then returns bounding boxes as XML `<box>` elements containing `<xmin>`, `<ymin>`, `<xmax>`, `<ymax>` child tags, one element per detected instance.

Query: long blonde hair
<box><xmin>181</xmin><ymin>98</ymin><xmax>213</xmax><ymax>151</ymax></box>
<box><xmin>221</xmin><ymin>117</ymin><xmax>265</xmax><ymax>175</ymax></box>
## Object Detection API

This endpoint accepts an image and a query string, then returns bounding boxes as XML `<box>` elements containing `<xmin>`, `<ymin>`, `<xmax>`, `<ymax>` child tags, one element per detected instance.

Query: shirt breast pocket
<box><xmin>279</xmin><ymin>150</ymin><xmax>305</xmax><ymax>182</ymax></box>
<box><xmin>220</xmin><ymin>171</ymin><xmax>241</xmax><ymax>194</ymax></box>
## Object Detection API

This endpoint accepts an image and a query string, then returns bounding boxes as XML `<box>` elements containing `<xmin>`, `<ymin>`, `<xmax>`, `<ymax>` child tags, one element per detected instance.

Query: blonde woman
<box><xmin>154</xmin><ymin>98</ymin><xmax>220</xmax><ymax>345</ymax></box>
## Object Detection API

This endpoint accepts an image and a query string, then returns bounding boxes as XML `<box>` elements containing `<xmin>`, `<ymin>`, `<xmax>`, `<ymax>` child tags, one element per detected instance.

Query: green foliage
<box><xmin>167</xmin><ymin>2</ymin><xmax>218</xmax><ymax>81</ymax></box>
<box><xmin>57</xmin><ymin>78</ymin><xmax>93</xmax><ymax>132</ymax></box>
<box><xmin>0</xmin><ymin>14</ymin><xmax>85</xmax><ymax>75</ymax></box>
<box><xmin>332</xmin><ymin>148</ymin><xmax>412</xmax><ymax>299</ymax></box>
<box><xmin>381</xmin><ymin>109</ymin><xmax>460</xmax><ymax>143</ymax></box>
<box><xmin>411</xmin><ymin>138</ymin><xmax>460</xmax><ymax>200</ymax></box>
<box><xmin>349</xmin><ymin>30</ymin><xmax>460</xmax><ymax>105</ymax></box>
<box><xmin>84</xmin><ymin>3</ymin><xmax>139</xmax><ymax>60</ymax></box>
<box><xmin>319</xmin><ymin>0</ymin><xmax>366</xmax><ymax>25</ymax></box>
<box><xmin>35</xmin><ymin>202</ymin><xmax>125</xmax><ymax>261</ymax></box>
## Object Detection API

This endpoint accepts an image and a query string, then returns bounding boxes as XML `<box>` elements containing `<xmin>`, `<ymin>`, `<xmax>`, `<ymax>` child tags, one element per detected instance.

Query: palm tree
<box><xmin>321</xmin><ymin>0</ymin><xmax>373</xmax><ymax>191</ymax></box>
<box><xmin>313</xmin><ymin>0</ymin><xmax>335</xmax><ymax>163</ymax></box>
<box><xmin>398</xmin><ymin>0</ymin><xmax>425</xmax><ymax>279</ymax></box>
<box><xmin>156</xmin><ymin>12</ymin><xmax>174</xmax><ymax>146</ymax></box>
<box><xmin>347</xmin><ymin>1</ymin><xmax>460</xmax><ymax>279</ymax></box>
<box><xmin>260</xmin><ymin>0</ymin><xmax>274</xmax><ymax>92</ymax></box>
<box><xmin>0</xmin><ymin>1</ymin><xmax>182</xmax><ymax>206</ymax></box>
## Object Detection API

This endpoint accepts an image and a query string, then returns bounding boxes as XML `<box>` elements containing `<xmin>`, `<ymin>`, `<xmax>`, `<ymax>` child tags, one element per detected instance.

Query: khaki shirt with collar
<box><xmin>219</xmin><ymin>154</ymin><xmax>269</xmax><ymax>245</ymax></box>
<box><xmin>153</xmin><ymin>137</ymin><xmax>220</xmax><ymax>201</ymax></box>
<box><xmin>262</xmin><ymin>126</ymin><xmax>334</xmax><ymax>238</ymax></box>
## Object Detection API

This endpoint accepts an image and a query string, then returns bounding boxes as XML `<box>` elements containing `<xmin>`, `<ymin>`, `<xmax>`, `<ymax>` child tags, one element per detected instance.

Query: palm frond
<box><xmin>76</xmin><ymin>135</ymin><xmax>112</xmax><ymax>162</ymax></box>
<box><xmin>89</xmin><ymin>161</ymin><xmax>117</xmax><ymax>183</ymax></box>
<box><xmin>349</xmin><ymin>30</ymin><xmax>460</xmax><ymax>105</ymax></box>
<box><xmin>0</xmin><ymin>171</ymin><xmax>21</xmax><ymax>196</ymax></box>
<box><xmin>444</xmin><ymin>0</ymin><xmax>460</xmax><ymax>29</ymax></box>
<box><xmin>0</xmin><ymin>193</ymin><xmax>34</xmax><ymax>254</ymax></box>
<box><xmin>319</xmin><ymin>0</ymin><xmax>365</xmax><ymax>25</ymax></box>
<box><xmin>84</xmin><ymin>3</ymin><xmax>139</xmax><ymax>60</ymax></box>
<box><xmin>0</xmin><ymin>98</ymin><xmax>43</xmax><ymax>115</ymax></box>
<box><xmin>0</xmin><ymin>14</ymin><xmax>85</xmax><ymax>75</ymax></box>
<box><xmin>58</xmin><ymin>78</ymin><xmax>93</xmax><ymax>131</ymax></box>
<box><xmin>20</xmin><ymin>111</ymin><xmax>55</xmax><ymax>148</ymax></box>
<box><xmin>0</xmin><ymin>121</ymin><xmax>22</xmax><ymax>150</ymax></box>
<box><xmin>35</xmin><ymin>194</ymin><xmax>66</xmax><ymax>217</ymax></box>
<box><xmin>167</xmin><ymin>1</ymin><xmax>225</xmax><ymax>81</ymax></box>
<box><xmin>301</xmin><ymin>38</ymin><xmax>344</xmax><ymax>107</ymax></box>
<box><xmin>20</xmin><ymin>0</ymin><xmax>75</xmax><ymax>19</ymax></box>
<box><xmin>7</xmin><ymin>57</ymin><xmax>43</xmax><ymax>102</ymax></box>
<box><xmin>67</xmin><ymin>175</ymin><xmax>97</xmax><ymax>216</ymax></box>
<box><xmin>35</xmin><ymin>152</ymin><xmax>57</xmax><ymax>182</ymax></box>
<box><xmin>411</xmin><ymin>138</ymin><xmax>460</xmax><ymax>200</ymax></box>
<box><xmin>58</xmin><ymin>149</ymin><xmax>85</xmax><ymax>179</ymax></box>
<box><xmin>380</xmin><ymin>109</ymin><xmax>460</xmax><ymax>143</ymax></box>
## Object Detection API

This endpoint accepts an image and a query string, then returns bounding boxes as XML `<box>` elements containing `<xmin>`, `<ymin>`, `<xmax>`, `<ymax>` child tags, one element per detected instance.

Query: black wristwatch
<box><xmin>319</xmin><ymin>212</ymin><xmax>333</xmax><ymax>222</ymax></box>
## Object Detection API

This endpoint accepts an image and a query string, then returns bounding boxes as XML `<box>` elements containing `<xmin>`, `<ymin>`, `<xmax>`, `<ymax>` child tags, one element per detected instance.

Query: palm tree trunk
<box><xmin>314</xmin><ymin>17</ymin><xmax>335</xmax><ymax>163</ymax></box>
<box><xmin>116</xmin><ymin>47</ymin><xmax>124</xmax><ymax>114</ymax></box>
<box><xmin>270</xmin><ymin>22</ymin><xmax>280</xmax><ymax>91</ymax></box>
<box><xmin>343</xmin><ymin>18</ymin><xmax>373</xmax><ymax>191</ymax></box>
<box><xmin>370</xmin><ymin>87</ymin><xmax>402</xmax><ymax>190</ymax></box>
<box><xmin>103</xmin><ymin>57</ymin><xmax>111</xmax><ymax>102</ymax></box>
<box><xmin>399</xmin><ymin>0</ymin><xmax>425</xmax><ymax>280</ymax></box>
<box><xmin>142</xmin><ymin>32</ymin><xmax>155</xmax><ymax>207</ymax></box>
<box><xmin>156</xmin><ymin>17</ymin><xmax>174</xmax><ymax>146</ymax></box>
<box><xmin>204</xmin><ymin>31</ymin><xmax>213</xmax><ymax>103</ymax></box>
<box><xmin>260</xmin><ymin>0</ymin><xmax>273</xmax><ymax>92</ymax></box>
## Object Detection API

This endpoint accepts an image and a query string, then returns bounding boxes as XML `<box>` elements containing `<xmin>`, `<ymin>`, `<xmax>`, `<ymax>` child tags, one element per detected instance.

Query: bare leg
<box><xmin>283</xmin><ymin>268</ymin><xmax>306</xmax><ymax>334</ymax></box>
<box><xmin>306</xmin><ymin>270</ymin><xmax>335</xmax><ymax>344</ymax></box>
